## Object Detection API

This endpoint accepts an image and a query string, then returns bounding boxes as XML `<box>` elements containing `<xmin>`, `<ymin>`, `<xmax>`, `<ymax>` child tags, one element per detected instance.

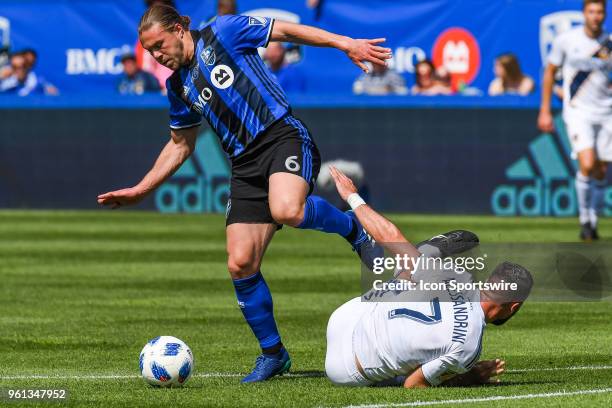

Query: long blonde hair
<box><xmin>138</xmin><ymin>4</ymin><xmax>191</xmax><ymax>35</ymax></box>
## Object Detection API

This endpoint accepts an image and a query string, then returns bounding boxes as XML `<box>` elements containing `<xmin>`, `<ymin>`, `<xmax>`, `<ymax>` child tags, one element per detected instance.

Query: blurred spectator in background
<box><xmin>135</xmin><ymin>0</ymin><xmax>176</xmax><ymax>92</ymax></box>
<box><xmin>1</xmin><ymin>48</ymin><xmax>38</xmax><ymax>79</ymax></box>
<box><xmin>217</xmin><ymin>0</ymin><xmax>237</xmax><ymax>16</ymax></box>
<box><xmin>353</xmin><ymin>63</ymin><xmax>407</xmax><ymax>95</ymax></box>
<box><xmin>0</xmin><ymin>42</ymin><xmax>8</xmax><ymax>75</ymax></box>
<box><xmin>488</xmin><ymin>53</ymin><xmax>534</xmax><ymax>96</ymax></box>
<box><xmin>202</xmin><ymin>0</ymin><xmax>238</xmax><ymax>28</ymax></box>
<box><xmin>117</xmin><ymin>54</ymin><xmax>161</xmax><ymax>95</ymax></box>
<box><xmin>0</xmin><ymin>51</ymin><xmax>57</xmax><ymax>96</ymax></box>
<box><xmin>411</xmin><ymin>59</ymin><xmax>452</xmax><ymax>95</ymax></box>
<box><xmin>264</xmin><ymin>42</ymin><xmax>306</xmax><ymax>93</ymax></box>
<box><xmin>0</xmin><ymin>59</ymin><xmax>11</xmax><ymax>79</ymax></box>
<box><xmin>22</xmin><ymin>48</ymin><xmax>37</xmax><ymax>69</ymax></box>
<box><xmin>144</xmin><ymin>0</ymin><xmax>175</xmax><ymax>9</ymax></box>
<box><xmin>306</xmin><ymin>0</ymin><xmax>325</xmax><ymax>20</ymax></box>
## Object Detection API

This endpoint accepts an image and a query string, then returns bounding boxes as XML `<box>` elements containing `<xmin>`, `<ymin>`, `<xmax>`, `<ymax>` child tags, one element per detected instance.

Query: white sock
<box><xmin>589</xmin><ymin>178</ymin><xmax>606</xmax><ymax>229</ymax></box>
<box><xmin>575</xmin><ymin>172</ymin><xmax>591</xmax><ymax>225</ymax></box>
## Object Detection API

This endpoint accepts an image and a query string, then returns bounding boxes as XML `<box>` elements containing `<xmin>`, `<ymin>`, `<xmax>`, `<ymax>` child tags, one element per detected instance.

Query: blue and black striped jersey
<box><xmin>166</xmin><ymin>15</ymin><xmax>291</xmax><ymax>159</ymax></box>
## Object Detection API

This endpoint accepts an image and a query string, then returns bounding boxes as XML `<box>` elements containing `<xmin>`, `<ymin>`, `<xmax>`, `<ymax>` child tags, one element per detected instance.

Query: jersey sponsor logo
<box><xmin>539</xmin><ymin>11</ymin><xmax>583</xmax><ymax>66</ymax></box>
<box><xmin>248</xmin><ymin>16</ymin><xmax>267</xmax><ymax>26</ymax></box>
<box><xmin>491</xmin><ymin>115</ymin><xmax>612</xmax><ymax>216</ymax></box>
<box><xmin>245</xmin><ymin>9</ymin><xmax>303</xmax><ymax>61</ymax></box>
<box><xmin>191</xmin><ymin>87</ymin><xmax>213</xmax><ymax>114</ymax></box>
<box><xmin>201</xmin><ymin>45</ymin><xmax>216</xmax><ymax>66</ymax></box>
<box><xmin>155</xmin><ymin>129</ymin><xmax>230</xmax><ymax>214</ymax></box>
<box><xmin>432</xmin><ymin>27</ymin><xmax>480</xmax><ymax>90</ymax></box>
<box><xmin>210</xmin><ymin>64</ymin><xmax>234</xmax><ymax>89</ymax></box>
<box><xmin>66</xmin><ymin>44</ymin><xmax>131</xmax><ymax>75</ymax></box>
<box><xmin>191</xmin><ymin>66</ymin><xmax>199</xmax><ymax>81</ymax></box>
<box><xmin>387</xmin><ymin>46</ymin><xmax>427</xmax><ymax>74</ymax></box>
<box><xmin>183</xmin><ymin>85</ymin><xmax>190</xmax><ymax>98</ymax></box>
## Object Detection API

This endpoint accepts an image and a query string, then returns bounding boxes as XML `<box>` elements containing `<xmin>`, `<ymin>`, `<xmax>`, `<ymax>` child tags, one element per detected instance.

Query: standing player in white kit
<box><xmin>324</xmin><ymin>167</ymin><xmax>533</xmax><ymax>388</ymax></box>
<box><xmin>539</xmin><ymin>0</ymin><xmax>612</xmax><ymax>241</ymax></box>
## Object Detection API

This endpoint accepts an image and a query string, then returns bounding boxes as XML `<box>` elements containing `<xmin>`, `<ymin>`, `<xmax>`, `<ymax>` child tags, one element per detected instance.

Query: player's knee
<box><xmin>270</xmin><ymin>199</ymin><xmax>304</xmax><ymax>226</ymax></box>
<box><xmin>227</xmin><ymin>249</ymin><xmax>259</xmax><ymax>279</ymax></box>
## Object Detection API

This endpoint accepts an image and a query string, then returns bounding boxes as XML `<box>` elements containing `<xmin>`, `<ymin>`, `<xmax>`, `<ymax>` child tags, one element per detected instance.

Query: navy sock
<box><xmin>297</xmin><ymin>196</ymin><xmax>354</xmax><ymax>237</ymax></box>
<box><xmin>232</xmin><ymin>271</ymin><xmax>281</xmax><ymax>351</ymax></box>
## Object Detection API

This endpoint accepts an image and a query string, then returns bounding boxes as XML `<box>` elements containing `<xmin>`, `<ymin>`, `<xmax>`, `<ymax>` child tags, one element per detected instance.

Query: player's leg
<box><xmin>269</xmin><ymin>172</ymin><xmax>353</xmax><ymax>235</ymax></box>
<box><xmin>226</xmin><ymin>221</ymin><xmax>291</xmax><ymax>383</ymax></box>
<box><xmin>588</xmin><ymin>159</ymin><xmax>607</xmax><ymax>240</ymax></box>
<box><xmin>576</xmin><ymin>148</ymin><xmax>598</xmax><ymax>241</ymax></box>
<box><xmin>589</xmin><ymin>120</ymin><xmax>612</xmax><ymax>239</ymax></box>
<box><xmin>567</xmin><ymin>117</ymin><xmax>598</xmax><ymax>241</ymax></box>
<box><xmin>225</xmin><ymin>198</ymin><xmax>290</xmax><ymax>383</ymax></box>
<box><xmin>267</xmin><ymin>116</ymin><xmax>382</xmax><ymax>268</ymax></box>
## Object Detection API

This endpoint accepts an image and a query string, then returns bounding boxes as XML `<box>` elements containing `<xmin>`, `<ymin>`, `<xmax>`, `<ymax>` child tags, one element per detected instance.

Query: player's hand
<box><xmin>329</xmin><ymin>165</ymin><xmax>358</xmax><ymax>201</ymax></box>
<box><xmin>97</xmin><ymin>187</ymin><xmax>147</xmax><ymax>209</ymax></box>
<box><xmin>537</xmin><ymin>110</ymin><xmax>555</xmax><ymax>133</ymax></box>
<box><xmin>345</xmin><ymin>38</ymin><xmax>392</xmax><ymax>73</ymax></box>
<box><xmin>472</xmin><ymin>359</ymin><xmax>505</xmax><ymax>384</ymax></box>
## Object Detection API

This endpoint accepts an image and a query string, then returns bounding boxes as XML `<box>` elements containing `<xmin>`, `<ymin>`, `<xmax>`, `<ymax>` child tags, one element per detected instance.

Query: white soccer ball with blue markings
<box><xmin>139</xmin><ymin>336</ymin><xmax>194</xmax><ymax>387</ymax></box>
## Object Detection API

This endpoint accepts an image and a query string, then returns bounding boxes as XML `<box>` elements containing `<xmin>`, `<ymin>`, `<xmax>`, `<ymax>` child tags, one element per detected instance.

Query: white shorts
<box><xmin>564</xmin><ymin>113</ymin><xmax>612</xmax><ymax>161</ymax></box>
<box><xmin>325</xmin><ymin>297</ymin><xmax>373</xmax><ymax>386</ymax></box>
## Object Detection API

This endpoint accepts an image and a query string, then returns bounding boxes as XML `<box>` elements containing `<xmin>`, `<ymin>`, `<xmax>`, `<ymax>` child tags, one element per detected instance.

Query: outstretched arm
<box><xmin>402</xmin><ymin>359</ymin><xmax>505</xmax><ymax>388</ymax></box>
<box><xmin>271</xmin><ymin>20</ymin><xmax>392</xmax><ymax>73</ymax></box>
<box><xmin>440</xmin><ymin>359</ymin><xmax>506</xmax><ymax>387</ymax></box>
<box><xmin>97</xmin><ymin>126</ymin><xmax>199</xmax><ymax>208</ymax></box>
<box><xmin>329</xmin><ymin>166</ymin><xmax>421</xmax><ymax>263</ymax></box>
<box><xmin>537</xmin><ymin>63</ymin><xmax>558</xmax><ymax>133</ymax></box>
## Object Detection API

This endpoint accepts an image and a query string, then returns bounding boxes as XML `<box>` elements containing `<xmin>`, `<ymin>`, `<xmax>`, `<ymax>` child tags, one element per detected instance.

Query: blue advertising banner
<box><xmin>1</xmin><ymin>107</ymin><xmax>611</xmax><ymax>216</ymax></box>
<box><xmin>0</xmin><ymin>0</ymin><xmax>608</xmax><ymax>105</ymax></box>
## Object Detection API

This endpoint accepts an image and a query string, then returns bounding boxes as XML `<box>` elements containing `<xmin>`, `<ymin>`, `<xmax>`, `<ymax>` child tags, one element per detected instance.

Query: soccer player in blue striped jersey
<box><xmin>97</xmin><ymin>4</ymin><xmax>391</xmax><ymax>382</ymax></box>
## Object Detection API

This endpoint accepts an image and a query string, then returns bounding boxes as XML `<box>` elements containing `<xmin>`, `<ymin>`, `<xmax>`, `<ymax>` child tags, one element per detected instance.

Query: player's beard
<box><xmin>173</xmin><ymin>40</ymin><xmax>186</xmax><ymax>70</ymax></box>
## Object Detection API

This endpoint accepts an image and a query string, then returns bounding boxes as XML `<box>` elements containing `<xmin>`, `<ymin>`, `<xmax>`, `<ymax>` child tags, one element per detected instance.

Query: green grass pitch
<box><xmin>0</xmin><ymin>210</ymin><xmax>610</xmax><ymax>407</ymax></box>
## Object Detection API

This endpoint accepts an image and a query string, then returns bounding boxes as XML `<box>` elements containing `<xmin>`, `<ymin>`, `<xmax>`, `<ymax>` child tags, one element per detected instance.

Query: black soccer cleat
<box><xmin>591</xmin><ymin>224</ymin><xmax>600</xmax><ymax>241</ymax></box>
<box><xmin>580</xmin><ymin>223</ymin><xmax>594</xmax><ymax>242</ymax></box>
<box><xmin>416</xmin><ymin>230</ymin><xmax>479</xmax><ymax>258</ymax></box>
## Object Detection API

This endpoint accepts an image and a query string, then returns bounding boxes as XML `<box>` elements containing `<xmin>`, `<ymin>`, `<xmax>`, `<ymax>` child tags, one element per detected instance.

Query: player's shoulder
<box><xmin>166</xmin><ymin>71</ymin><xmax>185</xmax><ymax>100</ymax></box>
<box><xmin>215</xmin><ymin>14</ymin><xmax>272</xmax><ymax>31</ymax></box>
<box><xmin>213</xmin><ymin>14</ymin><xmax>245</xmax><ymax>32</ymax></box>
<box><xmin>560</xmin><ymin>26</ymin><xmax>586</xmax><ymax>42</ymax></box>
<box><xmin>448</xmin><ymin>303</ymin><xmax>485</xmax><ymax>366</ymax></box>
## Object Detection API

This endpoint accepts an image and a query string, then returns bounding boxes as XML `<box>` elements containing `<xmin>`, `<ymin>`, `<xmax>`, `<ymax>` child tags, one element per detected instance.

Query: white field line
<box><xmin>0</xmin><ymin>364</ymin><xmax>610</xmax><ymax>381</ymax></box>
<box><xmin>506</xmin><ymin>364</ymin><xmax>612</xmax><ymax>373</ymax></box>
<box><xmin>342</xmin><ymin>388</ymin><xmax>612</xmax><ymax>408</ymax></box>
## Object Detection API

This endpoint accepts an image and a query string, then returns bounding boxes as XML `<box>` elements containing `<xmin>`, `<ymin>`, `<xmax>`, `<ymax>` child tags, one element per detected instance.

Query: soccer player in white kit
<box><xmin>324</xmin><ymin>167</ymin><xmax>533</xmax><ymax>388</ymax></box>
<box><xmin>539</xmin><ymin>0</ymin><xmax>612</xmax><ymax>241</ymax></box>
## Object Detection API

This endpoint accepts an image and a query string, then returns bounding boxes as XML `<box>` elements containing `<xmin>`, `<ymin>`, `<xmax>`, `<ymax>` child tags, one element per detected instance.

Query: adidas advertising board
<box><xmin>491</xmin><ymin>116</ymin><xmax>612</xmax><ymax>216</ymax></box>
<box><xmin>155</xmin><ymin>129</ymin><xmax>231</xmax><ymax>213</ymax></box>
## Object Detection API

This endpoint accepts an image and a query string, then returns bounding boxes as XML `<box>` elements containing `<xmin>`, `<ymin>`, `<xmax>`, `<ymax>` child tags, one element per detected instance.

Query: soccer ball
<box><xmin>139</xmin><ymin>336</ymin><xmax>194</xmax><ymax>387</ymax></box>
